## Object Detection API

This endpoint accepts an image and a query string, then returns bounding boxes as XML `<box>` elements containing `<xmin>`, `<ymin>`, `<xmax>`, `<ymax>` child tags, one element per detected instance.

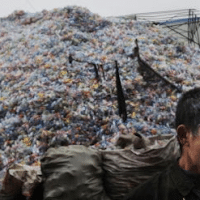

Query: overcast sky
<box><xmin>0</xmin><ymin>0</ymin><xmax>200</xmax><ymax>18</ymax></box>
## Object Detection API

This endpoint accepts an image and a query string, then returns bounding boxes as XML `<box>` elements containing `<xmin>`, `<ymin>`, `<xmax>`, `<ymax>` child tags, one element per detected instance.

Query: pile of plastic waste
<box><xmin>0</xmin><ymin>5</ymin><xmax>200</xmax><ymax>169</ymax></box>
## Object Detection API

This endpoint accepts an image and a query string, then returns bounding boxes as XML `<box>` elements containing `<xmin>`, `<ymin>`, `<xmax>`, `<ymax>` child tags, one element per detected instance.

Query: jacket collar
<box><xmin>170</xmin><ymin>161</ymin><xmax>195</xmax><ymax>197</ymax></box>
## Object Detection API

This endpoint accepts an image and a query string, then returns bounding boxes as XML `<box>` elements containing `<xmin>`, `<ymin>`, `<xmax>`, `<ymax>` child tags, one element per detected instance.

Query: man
<box><xmin>124</xmin><ymin>87</ymin><xmax>200</xmax><ymax>200</ymax></box>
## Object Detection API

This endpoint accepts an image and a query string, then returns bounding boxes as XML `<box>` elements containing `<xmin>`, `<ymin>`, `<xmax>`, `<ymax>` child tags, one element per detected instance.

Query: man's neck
<box><xmin>179</xmin><ymin>156</ymin><xmax>200</xmax><ymax>174</ymax></box>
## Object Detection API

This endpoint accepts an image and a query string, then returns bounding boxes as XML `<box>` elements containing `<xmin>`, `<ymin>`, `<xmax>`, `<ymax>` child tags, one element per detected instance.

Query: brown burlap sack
<box><xmin>0</xmin><ymin>164</ymin><xmax>41</xmax><ymax>200</ymax></box>
<box><xmin>41</xmin><ymin>145</ymin><xmax>110</xmax><ymax>200</ymax></box>
<box><xmin>101</xmin><ymin>134</ymin><xmax>180</xmax><ymax>200</ymax></box>
<box><xmin>0</xmin><ymin>168</ymin><xmax>25</xmax><ymax>200</ymax></box>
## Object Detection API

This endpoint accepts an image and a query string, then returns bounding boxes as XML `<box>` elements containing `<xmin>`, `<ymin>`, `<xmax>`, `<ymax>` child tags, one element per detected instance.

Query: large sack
<box><xmin>101</xmin><ymin>134</ymin><xmax>180</xmax><ymax>200</ymax></box>
<box><xmin>41</xmin><ymin>145</ymin><xmax>110</xmax><ymax>200</ymax></box>
<box><xmin>0</xmin><ymin>164</ymin><xmax>41</xmax><ymax>200</ymax></box>
<box><xmin>0</xmin><ymin>168</ymin><xmax>24</xmax><ymax>200</ymax></box>
<box><xmin>9</xmin><ymin>164</ymin><xmax>42</xmax><ymax>198</ymax></box>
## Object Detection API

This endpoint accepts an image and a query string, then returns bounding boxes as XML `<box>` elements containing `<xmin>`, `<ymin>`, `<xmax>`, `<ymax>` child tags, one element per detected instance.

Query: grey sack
<box><xmin>41</xmin><ymin>145</ymin><xmax>110</xmax><ymax>200</ymax></box>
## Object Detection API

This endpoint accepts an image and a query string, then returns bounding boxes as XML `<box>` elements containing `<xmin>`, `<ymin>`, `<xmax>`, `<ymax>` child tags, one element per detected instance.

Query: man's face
<box><xmin>187</xmin><ymin>130</ymin><xmax>200</xmax><ymax>169</ymax></box>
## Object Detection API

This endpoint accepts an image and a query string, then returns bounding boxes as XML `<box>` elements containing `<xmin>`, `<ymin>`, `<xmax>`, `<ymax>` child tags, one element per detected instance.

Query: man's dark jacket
<box><xmin>124</xmin><ymin>161</ymin><xmax>200</xmax><ymax>200</ymax></box>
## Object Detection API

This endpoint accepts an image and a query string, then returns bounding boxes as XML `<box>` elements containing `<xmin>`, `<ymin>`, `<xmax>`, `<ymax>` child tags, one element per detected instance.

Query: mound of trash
<box><xmin>0</xmin><ymin>5</ymin><xmax>199</xmax><ymax>169</ymax></box>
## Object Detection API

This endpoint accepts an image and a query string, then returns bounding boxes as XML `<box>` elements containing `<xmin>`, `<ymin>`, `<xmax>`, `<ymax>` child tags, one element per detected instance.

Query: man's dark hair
<box><xmin>175</xmin><ymin>87</ymin><xmax>200</xmax><ymax>135</ymax></box>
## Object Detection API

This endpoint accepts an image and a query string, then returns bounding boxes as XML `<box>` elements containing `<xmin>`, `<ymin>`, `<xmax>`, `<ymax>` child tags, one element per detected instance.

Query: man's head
<box><xmin>176</xmin><ymin>88</ymin><xmax>200</xmax><ymax>172</ymax></box>
<box><xmin>176</xmin><ymin>87</ymin><xmax>200</xmax><ymax>135</ymax></box>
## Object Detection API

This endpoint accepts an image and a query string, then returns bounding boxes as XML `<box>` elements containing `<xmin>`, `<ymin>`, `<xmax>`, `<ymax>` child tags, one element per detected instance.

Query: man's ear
<box><xmin>177</xmin><ymin>124</ymin><xmax>189</xmax><ymax>146</ymax></box>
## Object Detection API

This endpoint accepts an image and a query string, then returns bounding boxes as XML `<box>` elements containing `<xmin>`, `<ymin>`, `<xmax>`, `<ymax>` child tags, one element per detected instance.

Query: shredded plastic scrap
<box><xmin>0</xmin><ymin>6</ymin><xmax>199</xmax><ymax>169</ymax></box>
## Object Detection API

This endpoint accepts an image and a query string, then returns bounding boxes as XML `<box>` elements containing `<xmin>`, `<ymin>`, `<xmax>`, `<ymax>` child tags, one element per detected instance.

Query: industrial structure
<box><xmin>121</xmin><ymin>9</ymin><xmax>200</xmax><ymax>47</ymax></box>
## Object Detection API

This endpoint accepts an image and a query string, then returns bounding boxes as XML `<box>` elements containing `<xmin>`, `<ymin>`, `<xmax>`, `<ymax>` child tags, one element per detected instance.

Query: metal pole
<box><xmin>188</xmin><ymin>9</ymin><xmax>190</xmax><ymax>45</ymax></box>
